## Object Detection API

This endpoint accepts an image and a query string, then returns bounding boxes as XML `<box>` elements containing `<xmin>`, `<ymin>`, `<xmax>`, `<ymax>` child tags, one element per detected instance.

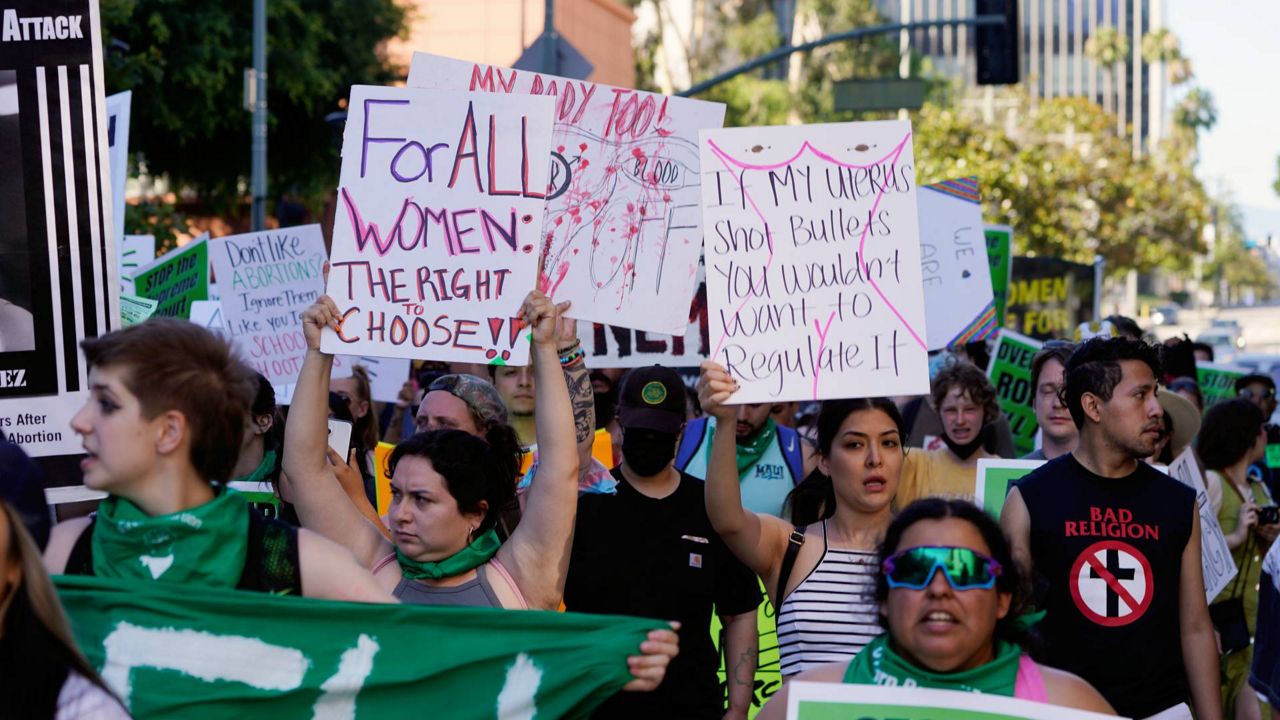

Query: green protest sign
<box><xmin>788</xmin><ymin>683</ymin><xmax>1112</xmax><ymax>720</ymax></box>
<box><xmin>1197</xmin><ymin>362</ymin><xmax>1246</xmax><ymax>408</ymax></box>
<box><xmin>987</xmin><ymin>330</ymin><xmax>1043</xmax><ymax>457</ymax></box>
<box><xmin>975</xmin><ymin>459</ymin><xmax>1044</xmax><ymax>518</ymax></box>
<box><xmin>984</xmin><ymin>225</ymin><xmax>1013</xmax><ymax>328</ymax></box>
<box><xmin>1005</xmin><ymin>257</ymin><xmax>1094</xmax><ymax>340</ymax></box>
<box><xmin>58</xmin><ymin>575</ymin><xmax>660</xmax><ymax>719</ymax></box>
<box><xmin>712</xmin><ymin>579</ymin><xmax>781</xmax><ymax>717</ymax></box>
<box><xmin>1267</xmin><ymin>444</ymin><xmax>1280</xmax><ymax>470</ymax></box>
<box><xmin>119</xmin><ymin>294</ymin><xmax>159</xmax><ymax>327</ymax></box>
<box><xmin>132</xmin><ymin>235</ymin><xmax>209</xmax><ymax>319</ymax></box>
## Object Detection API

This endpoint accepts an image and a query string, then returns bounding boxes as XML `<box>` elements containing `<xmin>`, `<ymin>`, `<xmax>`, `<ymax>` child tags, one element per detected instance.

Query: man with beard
<box><xmin>676</xmin><ymin>397</ymin><xmax>809</xmax><ymax>517</ymax></box>
<box><xmin>1024</xmin><ymin>342</ymin><xmax>1078</xmax><ymax>460</ymax></box>
<box><xmin>896</xmin><ymin>361</ymin><xmax>999</xmax><ymax>505</ymax></box>
<box><xmin>1001</xmin><ymin>338</ymin><xmax>1221</xmax><ymax>720</ymax></box>
<box><xmin>565</xmin><ymin>365</ymin><xmax>761</xmax><ymax>719</ymax></box>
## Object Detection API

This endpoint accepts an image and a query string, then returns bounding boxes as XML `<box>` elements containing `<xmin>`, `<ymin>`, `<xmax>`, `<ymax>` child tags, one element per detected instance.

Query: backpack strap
<box><xmin>775</xmin><ymin>525</ymin><xmax>807</xmax><ymax>605</ymax></box>
<box><xmin>64</xmin><ymin>518</ymin><xmax>97</xmax><ymax>576</ymax></box>
<box><xmin>777</xmin><ymin>426</ymin><xmax>805</xmax><ymax>486</ymax></box>
<box><xmin>674</xmin><ymin>417</ymin><xmax>709</xmax><ymax>472</ymax></box>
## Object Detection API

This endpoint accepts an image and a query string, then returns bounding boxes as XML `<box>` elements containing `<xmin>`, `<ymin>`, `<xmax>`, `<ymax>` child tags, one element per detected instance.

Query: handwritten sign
<box><xmin>331</xmin><ymin>355</ymin><xmax>411</xmax><ymax>404</ymax></box>
<box><xmin>699</xmin><ymin>120</ymin><xmax>930</xmax><ymax>403</ymax></box>
<box><xmin>118</xmin><ymin>234</ymin><xmax>155</xmax><ymax>290</ymax></box>
<box><xmin>918</xmin><ymin>177</ymin><xmax>995</xmax><ymax>349</ymax></box>
<box><xmin>105</xmin><ymin>90</ymin><xmax>131</xmax><ymax>250</ymax></box>
<box><xmin>787</xmin><ymin>683</ymin><xmax>1114</xmax><ymax>720</ymax></box>
<box><xmin>975</xmin><ymin>458</ymin><xmax>1043</xmax><ymax>518</ymax></box>
<box><xmin>406</xmin><ymin>53</ymin><xmax>725</xmax><ymax>335</ymax></box>
<box><xmin>133</xmin><ymin>234</ymin><xmax>208</xmax><ymax>319</ymax></box>
<box><xmin>1167</xmin><ymin>447</ymin><xmax>1238</xmax><ymax>602</ymax></box>
<box><xmin>188</xmin><ymin>300</ymin><xmax>224</xmax><ymax>334</ymax></box>
<box><xmin>319</xmin><ymin>86</ymin><xmax>554</xmax><ymax>365</ymax></box>
<box><xmin>578</xmin><ymin>261</ymin><xmax>710</xmax><ymax>368</ymax></box>
<box><xmin>987</xmin><ymin>330</ymin><xmax>1044</xmax><ymax>457</ymax></box>
<box><xmin>1197</xmin><ymin>362</ymin><xmax>1246</xmax><ymax>408</ymax></box>
<box><xmin>210</xmin><ymin>225</ymin><xmax>326</xmax><ymax>390</ymax></box>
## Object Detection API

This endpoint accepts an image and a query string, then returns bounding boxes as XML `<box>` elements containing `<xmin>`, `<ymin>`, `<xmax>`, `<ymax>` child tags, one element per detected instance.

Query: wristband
<box><xmin>556</xmin><ymin>340</ymin><xmax>582</xmax><ymax>357</ymax></box>
<box><xmin>559</xmin><ymin>347</ymin><xmax>586</xmax><ymax>366</ymax></box>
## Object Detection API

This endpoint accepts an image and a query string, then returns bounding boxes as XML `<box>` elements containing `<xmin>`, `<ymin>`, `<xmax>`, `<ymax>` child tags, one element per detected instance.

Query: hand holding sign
<box><xmin>696</xmin><ymin>360</ymin><xmax>739</xmax><ymax>422</ymax></box>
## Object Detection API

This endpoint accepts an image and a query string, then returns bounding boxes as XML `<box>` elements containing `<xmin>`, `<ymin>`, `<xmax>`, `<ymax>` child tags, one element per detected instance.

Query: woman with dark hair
<box><xmin>0</xmin><ymin>501</ymin><xmax>130</xmax><ymax>719</ymax></box>
<box><xmin>1198</xmin><ymin>399</ymin><xmax>1277</xmax><ymax>720</ymax></box>
<box><xmin>699</xmin><ymin>361</ymin><xmax>903</xmax><ymax>676</ymax></box>
<box><xmin>757</xmin><ymin>498</ymin><xmax>1114</xmax><ymax>718</ymax></box>
<box><xmin>229</xmin><ymin>371</ymin><xmax>284</xmax><ymax>487</ymax></box>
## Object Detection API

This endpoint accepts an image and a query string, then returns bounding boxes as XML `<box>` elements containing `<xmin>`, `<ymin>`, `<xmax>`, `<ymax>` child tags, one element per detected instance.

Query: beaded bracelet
<box><xmin>556</xmin><ymin>340</ymin><xmax>582</xmax><ymax>357</ymax></box>
<box><xmin>559</xmin><ymin>347</ymin><xmax>586</xmax><ymax>366</ymax></box>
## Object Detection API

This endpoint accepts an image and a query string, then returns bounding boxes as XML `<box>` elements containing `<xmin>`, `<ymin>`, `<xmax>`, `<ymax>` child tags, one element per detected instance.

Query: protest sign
<box><xmin>58</xmin><ymin>574</ymin><xmax>659</xmax><ymax>720</ymax></box>
<box><xmin>699</xmin><ymin>120</ymin><xmax>930</xmax><ymax>403</ymax></box>
<box><xmin>987</xmin><ymin>330</ymin><xmax>1044</xmax><ymax>457</ymax></box>
<box><xmin>119</xmin><ymin>294</ymin><xmax>157</xmax><ymax>326</ymax></box>
<box><xmin>407</xmin><ymin>53</ymin><xmax>725</xmax><ymax>336</ymax></box>
<box><xmin>1197</xmin><ymin>362</ymin><xmax>1246</xmax><ymax>408</ymax></box>
<box><xmin>786</xmin><ymin>683</ymin><xmax>1114</xmax><ymax>720</ymax></box>
<box><xmin>320</xmin><ymin>86</ymin><xmax>553</xmax><ymax>365</ymax></box>
<box><xmin>332</xmin><ymin>355</ymin><xmax>411</xmax><ymax>404</ymax></box>
<box><xmin>210</xmin><ymin>225</ymin><xmax>326</xmax><ymax>391</ymax></box>
<box><xmin>105</xmin><ymin>90</ymin><xmax>130</xmax><ymax>248</ymax></box>
<box><xmin>918</xmin><ymin>177</ymin><xmax>995</xmax><ymax>350</ymax></box>
<box><xmin>975</xmin><ymin>458</ymin><xmax>1043</xmax><ymax>517</ymax></box>
<box><xmin>712</xmin><ymin>580</ymin><xmax>782</xmax><ymax>717</ymax></box>
<box><xmin>133</xmin><ymin>233</ymin><xmax>209</xmax><ymax>319</ymax></box>
<box><xmin>985</xmin><ymin>224</ymin><xmax>1013</xmax><ymax>328</ymax></box>
<box><xmin>1167</xmin><ymin>446</ymin><xmax>1238</xmax><ymax>602</ymax></box>
<box><xmin>1005</xmin><ymin>257</ymin><xmax>1095</xmax><ymax>340</ymax></box>
<box><xmin>578</xmin><ymin>260</ymin><xmax>710</xmax><ymax>367</ymax></box>
<box><xmin>0</xmin><ymin>0</ymin><xmax>119</xmax><ymax>455</ymax></box>
<box><xmin>118</xmin><ymin>233</ymin><xmax>155</xmax><ymax>289</ymax></box>
<box><xmin>188</xmin><ymin>299</ymin><xmax>224</xmax><ymax>333</ymax></box>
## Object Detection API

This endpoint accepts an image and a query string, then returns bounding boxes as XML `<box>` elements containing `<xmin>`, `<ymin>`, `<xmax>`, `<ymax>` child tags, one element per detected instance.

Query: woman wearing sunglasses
<box><xmin>757</xmin><ymin>498</ymin><xmax>1115</xmax><ymax>718</ymax></box>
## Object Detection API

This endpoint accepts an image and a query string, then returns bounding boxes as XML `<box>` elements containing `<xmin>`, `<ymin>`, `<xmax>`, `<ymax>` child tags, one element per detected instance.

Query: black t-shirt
<box><xmin>565</xmin><ymin>469</ymin><xmax>762</xmax><ymax>719</ymax></box>
<box><xmin>1017</xmin><ymin>453</ymin><xmax>1195</xmax><ymax>718</ymax></box>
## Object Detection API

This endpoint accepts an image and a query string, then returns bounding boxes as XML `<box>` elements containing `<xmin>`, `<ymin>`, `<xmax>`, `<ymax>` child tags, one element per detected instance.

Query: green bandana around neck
<box><xmin>232</xmin><ymin>448</ymin><xmax>277</xmax><ymax>485</ymax></box>
<box><xmin>397</xmin><ymin>527</ymin><xmax>501</xmax><ymax>581</ymax></box>
<box><xmin>843</xmin><ymin>634</ymin><xmax>1022</xmax><ymax>696</ymax></box>
<box><xmin>735</xmin><ymin>417</ymin><xmax>778</xmax><ymax>476</ymax></box>
<box><xmin>91</xmin><ymin>487</ymin><xmax>249</xmax><ymax>587</ymax></box>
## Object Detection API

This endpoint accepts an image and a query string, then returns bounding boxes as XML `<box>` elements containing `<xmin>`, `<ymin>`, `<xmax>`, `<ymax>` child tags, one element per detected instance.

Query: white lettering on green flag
<box><xmin>58</xmin><ymin>575</ymin><xmax>660</xmax><ymax>719</ymax></box>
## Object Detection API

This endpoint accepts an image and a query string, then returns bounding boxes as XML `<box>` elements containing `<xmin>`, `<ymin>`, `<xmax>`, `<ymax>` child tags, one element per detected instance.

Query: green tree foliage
<box><xmin>1204</xmin><ymin>203</ymin><xmax>1274</xmax><ymax>301</ymax></box>
<box><xmin>101</xmin><ymin>0</ymin><xmax>407</xmax><ymax>212</ymax></box>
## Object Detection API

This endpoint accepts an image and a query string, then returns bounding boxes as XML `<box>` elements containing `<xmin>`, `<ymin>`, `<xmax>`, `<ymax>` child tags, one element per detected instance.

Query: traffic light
<box><xmin>976</xmin><ymin>0</ymin><xmax>1019</xmax><ymax>85</ymax></box>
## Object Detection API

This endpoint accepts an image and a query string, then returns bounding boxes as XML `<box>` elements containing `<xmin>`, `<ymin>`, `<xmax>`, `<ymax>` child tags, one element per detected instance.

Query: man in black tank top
<box><xmin>1001</xmin><ymin>338</ymin><xmax>1222</xmax><ymax>720</ymax></box>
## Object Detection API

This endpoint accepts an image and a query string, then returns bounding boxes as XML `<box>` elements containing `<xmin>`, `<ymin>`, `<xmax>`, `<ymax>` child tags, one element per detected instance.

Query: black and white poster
<box><xmin>0</xmin><ymin>0</ymin><xmax>117</xmax><ymax>455</ymax></box>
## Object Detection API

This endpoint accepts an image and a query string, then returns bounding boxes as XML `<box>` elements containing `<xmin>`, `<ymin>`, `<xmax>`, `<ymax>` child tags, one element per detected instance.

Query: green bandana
<box><xmin>843</xmin><ymin>634</ymin><xmax>1023</xmax><ymax>696</ymax></box>
<box><xmin>232</xmin><ymin>448</ymin><xmax>278</xmax><ymax>485</ymax></box>
<box><xmin>397</xmin><ymin>527</ymin><xmax>501</xmax><ymax>580</ymax></box>
<box><xmin>91</xmin><ymin>487</ymin><xmax>249</xmax><ymax>588</ymax></box>
<box><xmin>736</xmin><ymin>417</ymin><xmax>778</xmax><ymax>476</ymax></box>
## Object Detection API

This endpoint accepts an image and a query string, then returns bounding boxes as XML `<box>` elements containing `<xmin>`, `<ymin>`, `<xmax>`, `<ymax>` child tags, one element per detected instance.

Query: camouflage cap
<box><xmin>427</xmin><ymin>373</ymin><xmax>509</xmax><ymax>428</ymax></box>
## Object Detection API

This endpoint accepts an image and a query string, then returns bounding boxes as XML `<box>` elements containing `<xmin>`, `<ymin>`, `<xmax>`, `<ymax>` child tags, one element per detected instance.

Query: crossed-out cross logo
<box><xmin>1069</xmin><ymin>539</ymin><xmax>1154</xmax><ymax>627</ymax></box>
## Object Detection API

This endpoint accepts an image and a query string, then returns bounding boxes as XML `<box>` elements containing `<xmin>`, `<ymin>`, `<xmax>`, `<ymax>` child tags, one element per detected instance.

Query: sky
<box><xmin>1168</xmin><ymin>0</ymin><xmax>1280</xmax><ymax>240</ymax></box>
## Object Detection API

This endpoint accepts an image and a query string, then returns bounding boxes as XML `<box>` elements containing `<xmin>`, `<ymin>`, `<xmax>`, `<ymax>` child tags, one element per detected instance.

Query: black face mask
<box><xmin>943</xmin><ymin>422</ymin><xmax>994</xmax><ymax>461</ymax></box>
<box><xmin>622</xmin><ymin>431</ymin><xmax>678</xmax><ymax>477</ymax></box>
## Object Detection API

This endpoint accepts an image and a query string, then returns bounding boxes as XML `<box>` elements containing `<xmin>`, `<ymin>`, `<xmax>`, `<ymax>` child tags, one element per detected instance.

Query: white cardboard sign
<box><xmin>1167</xmin><ymin>446</ymin><xmax>1238</xmax><ymax>602</ymax></box>
<box><xmin>698</xmin><ymin>120</ymin><xmax>930</xmax><ymax>403</ymax></box>
<box><xmin>576</xmin><ymin>260</ymin><xmax>709</xmax><ymax>368</ymax></box>
<box><xmin>406</xmin><ymin>52</ymin><xmax>725</xmax><ymax>336</ymax></box>
<box><xmin>105</xmin><ymin>90</ymin><xmax>131</xmax><ymax>251</ymax></box>
<box><xmin>320</xmin><ymin>86</ymin><xmax>554</xmax><ymax>365</ymax></box>
<box><xmin>918</xmin><ymin>177</ymin><xmax>996</xmax><ymax>349</ymax></box>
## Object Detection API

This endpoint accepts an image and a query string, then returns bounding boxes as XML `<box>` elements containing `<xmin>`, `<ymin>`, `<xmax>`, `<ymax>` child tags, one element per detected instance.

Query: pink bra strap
<box><xmin>371</xmin><ymin>552</ymin><xmax>397</xmax><ymax>575</ymax></box>
<box><xmin>1014</xmin><ymin>654</ymin><xmax>1048</xmax><ymax>702</ymax></box>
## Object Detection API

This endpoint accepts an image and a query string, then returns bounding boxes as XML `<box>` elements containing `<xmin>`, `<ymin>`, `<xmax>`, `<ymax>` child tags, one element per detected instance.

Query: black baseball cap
<box><xmin>618</xmin><ymin>366</ymin><xmax>687</xmax><ymax>434</ymax></box>
<box><xmin>1235</xmin><ymin>373</ymin><xmax>1276</xmax><ymax>394</ymax></box>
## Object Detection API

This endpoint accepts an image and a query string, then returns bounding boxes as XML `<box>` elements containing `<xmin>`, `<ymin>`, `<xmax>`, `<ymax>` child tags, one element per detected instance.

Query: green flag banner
<box><xmin>975</xmin><ymin>459</ymin><xmax>1044</xmax><ymax>518</ymax></box>
<box><xmin>57</xmin><ymin>575</ymin><xmax>662</xmax><ymax>719</ymax></box>
<box><xmin>1197</xmin><ymin>362</ymin><xmax>1246</xmax><ymax>408</ymax></box>
<box><xmin>984</xmin><ymin>225</ymin><xmax>1013</xmax><ymax>329</ymax></box>
<box><xmin>787</xmin><ymin>683</ymin><xmax>1112</xmax><ymax>720</ymax></box>
<box><xmin>132</xmin><ymin>235</ymin><xmax>209</xmax><ymax>319</ymax></box>
<box><xmin>987</xmin><ymin>330</ymin><xmax>1044</xmax><ymax>457</ymax></box>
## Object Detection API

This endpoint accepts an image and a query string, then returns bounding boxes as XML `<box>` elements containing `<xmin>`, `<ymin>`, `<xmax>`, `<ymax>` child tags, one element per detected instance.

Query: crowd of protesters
<box><xmin>3</xmin><ymin>291</ymin><xmax>1280</xmax><ymax>720</ymax></box>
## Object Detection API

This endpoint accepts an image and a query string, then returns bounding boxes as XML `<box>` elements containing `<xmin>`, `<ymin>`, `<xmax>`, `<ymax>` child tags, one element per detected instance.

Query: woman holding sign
<box><xmin>698</xmin><ymin>361</ymin><xmax>902</xmax><ymax>676</ymax></box>
<box><xmin>757</xmin><ymin>498</ymin><xmax>1115</xmax><ymax>718</ymax></box>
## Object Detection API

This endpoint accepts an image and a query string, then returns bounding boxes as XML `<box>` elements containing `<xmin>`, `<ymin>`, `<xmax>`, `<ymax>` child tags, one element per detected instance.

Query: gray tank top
<box><xmin>392</xmin><ymin>567</ymin><xmax>503</xmax><ymax>608</ymax></box>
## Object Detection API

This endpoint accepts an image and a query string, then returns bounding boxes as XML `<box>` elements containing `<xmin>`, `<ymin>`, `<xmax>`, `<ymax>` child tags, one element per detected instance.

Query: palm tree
<box><xmin>1141</xmin><ymin>29</ymin><xmax>1186</xmax><ymax>151</ymax></box>
<box><xmin>1174</xmin><ymin>87</ymin><xmax>1216</xmax><ymax>135</ymax></box>
<box><xmin>1084</xmin><ymin>26</ymin><xmax>1128</xmax><ymax>117</ymax></box>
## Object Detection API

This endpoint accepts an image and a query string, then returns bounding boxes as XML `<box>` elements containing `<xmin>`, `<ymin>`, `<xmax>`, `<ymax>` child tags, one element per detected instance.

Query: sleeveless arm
<box><xmin>296</xmin><ymin>528</ymin><xmax>396</xmax><ymax>603</ymax></box>
<box><xmin>1000</xmin><ymin>486</ymin><xmax>1033</xmax><ymax>576</ymax></box>
<box><xmin>1038</xmin><ymin>664</ymin><xmax>1116</xmax><ymax>714</ymax></box>
<box><xmin>755</xmin><ymin>662</ymin><xmax>848</xmax><ymax>720</ymax></box>
<box><xmin>495</xmin><ymin>294</ymin><xmax>579</xmax><ymax>611</ymax></box>
<box><xmin>704</xmin><ymin>410</ymin><xmax>792</xmax><ymax>580</ymax></box>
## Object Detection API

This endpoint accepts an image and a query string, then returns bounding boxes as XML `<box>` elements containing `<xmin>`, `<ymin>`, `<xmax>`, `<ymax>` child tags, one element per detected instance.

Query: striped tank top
<box><xmin>776</xmin><ymin>521</ymin><xmax>882</xmax><ymax>676</ymax></box>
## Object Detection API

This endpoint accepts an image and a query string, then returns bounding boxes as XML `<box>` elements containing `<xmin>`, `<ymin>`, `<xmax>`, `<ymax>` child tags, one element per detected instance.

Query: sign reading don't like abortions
<box><xmin>320</xmin><ymin>86</ymin><xmax>555</xmax><ymax>364</ymax></box>
<box><xmin>699</xmin><ymin>120</ymin><xmax>930</xmax><ymax>403</ymax></box>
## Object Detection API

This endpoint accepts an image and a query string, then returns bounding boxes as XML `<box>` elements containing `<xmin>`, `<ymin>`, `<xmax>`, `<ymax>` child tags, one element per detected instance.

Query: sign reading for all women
<box><xmin>320</xmin><ymin>86</ymin><xmax>555</xmax><ymax>365</ymax></box>
<box><xmin>699</xmin><ymin>120</ymin><xmax>930</xmax><ymax>403</ymax></box>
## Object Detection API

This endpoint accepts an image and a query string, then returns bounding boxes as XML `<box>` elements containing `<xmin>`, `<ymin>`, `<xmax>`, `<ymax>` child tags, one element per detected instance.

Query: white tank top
<box><xmin>776</xmin><ymin>521</ymin><xmax>882</xmax><ymax>676</ymax></box>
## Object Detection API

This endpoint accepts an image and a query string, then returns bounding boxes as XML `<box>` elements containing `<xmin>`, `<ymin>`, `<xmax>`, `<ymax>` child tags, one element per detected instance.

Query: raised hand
<box><xmin>697</xmin><ymin>360</ymin><xmax>740</xmax><ymax>422</ymax></box>
<box><xmin>301</xmin><ymin>295</ymin><xmax>342</xmax><ymax>353</ymax></box>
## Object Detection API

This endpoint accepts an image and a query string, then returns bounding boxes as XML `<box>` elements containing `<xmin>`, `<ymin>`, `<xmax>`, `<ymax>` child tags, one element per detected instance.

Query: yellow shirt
<box><xmin>897</xmin><ymin>447</ymin><xmax>985</xmax><ymax>507</ymax></box>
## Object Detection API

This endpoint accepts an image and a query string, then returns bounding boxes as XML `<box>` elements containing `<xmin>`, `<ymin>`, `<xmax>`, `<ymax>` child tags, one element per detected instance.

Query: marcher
<box><xmin>898</xmin><ymin>361</ymin><xmax>1000</xmax><ymax>505</ymax></box>
<box><xmin>565</xmin><ymin>365</ymin><xmax>761</xmax><ymax>719</ymax></box>
<box><xmin>43</xmin><ymin>319</ymin><xmax>393</xmax><ymax>602</ymax></box>
<box><xmin>1250</xmin><ymin>538</ymin><xmax>1280</xmax><ymax>720</ymax></box>
<box><xmin>758</xmin><ymin>498</ymin><xmax>1115</xmax><ymax>718</ymax></box>
<box><xmin>1002</xmin><ymin>337</ymin><xmax>1222</xmax><ymax>720</ymax></box>
<box><xmin>1024</xmin><ymin>342</ymin><xmax>1076</xmax><ymax>461</ymax></box>
<box><xmin>699</xmin><ymin>361</ymin><xmax>898</xmax><ymax>675</ymax></box>
<box><xmin>1237</xmin><ymin>373</ymin><xmax>1280</xmax><ymax>502</ymax></box>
